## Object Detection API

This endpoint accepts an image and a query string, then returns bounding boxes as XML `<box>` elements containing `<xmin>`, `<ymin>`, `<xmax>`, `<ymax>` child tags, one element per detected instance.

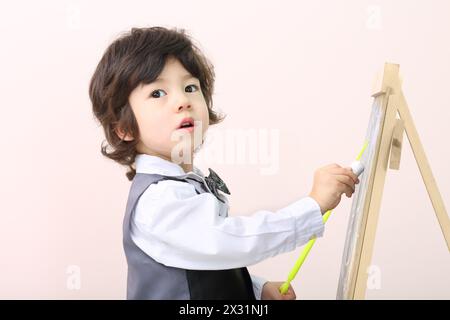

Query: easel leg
<box><xmin>396</xmin><ymin>92</ymin><xmax>450</xmax><ymax>251</ymax></box>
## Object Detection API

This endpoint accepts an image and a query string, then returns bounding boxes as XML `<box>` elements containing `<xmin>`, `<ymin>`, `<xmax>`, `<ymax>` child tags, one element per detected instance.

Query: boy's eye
<box><xmin>150</xmin><ymin>89</ymin><xmax>166</xmax><ymax>98</ymax></box>
<box><xmin>150</xmin><ymin>84</ymin><xmax>199</xmax><ymax>99</ymax></box>
<box><xmin>185</xmin><ymin>84</ymin><xmax>199</xmax><ymax>93</ymax></box>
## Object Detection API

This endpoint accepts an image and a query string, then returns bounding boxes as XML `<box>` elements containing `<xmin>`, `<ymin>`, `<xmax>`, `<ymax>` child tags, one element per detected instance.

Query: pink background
<box><xmin>0</xmin><ymin>0</ymin><xmax>449</xmax><ymax>299</ymax></box>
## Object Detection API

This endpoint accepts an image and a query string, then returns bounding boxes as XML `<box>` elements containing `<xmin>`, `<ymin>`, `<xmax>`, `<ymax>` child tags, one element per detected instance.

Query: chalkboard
<box><xmin>336</xmin><ymin>93</ymin><xmax>386</xmax><ymax>299</ymax></box>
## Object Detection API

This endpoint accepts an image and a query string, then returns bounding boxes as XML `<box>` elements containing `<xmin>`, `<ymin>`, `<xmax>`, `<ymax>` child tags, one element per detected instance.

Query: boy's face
<box><xmin>126</xmin><ymin>57</ymin><xmax>210</xmax><ymax>165</ymax></box>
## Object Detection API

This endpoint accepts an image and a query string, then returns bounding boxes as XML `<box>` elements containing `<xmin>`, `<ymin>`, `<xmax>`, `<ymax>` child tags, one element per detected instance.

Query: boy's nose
<box><xmin>177</xmin><ymin>103</ymin><xmax>192</xmax><ymax>112</ymax></box>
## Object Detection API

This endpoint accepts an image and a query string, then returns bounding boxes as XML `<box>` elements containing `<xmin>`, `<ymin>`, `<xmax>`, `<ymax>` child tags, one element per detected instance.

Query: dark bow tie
<box><xmin>204</xmin><ymin>168</ymin><xmax>230</xmax><ymax>201</ymax></box>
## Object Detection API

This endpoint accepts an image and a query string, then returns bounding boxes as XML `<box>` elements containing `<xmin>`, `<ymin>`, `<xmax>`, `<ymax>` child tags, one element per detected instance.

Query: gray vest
<box><xmin>123</xmin><ymin>172</ymin><xmax>256</xmax><ymax>300</ymax></box>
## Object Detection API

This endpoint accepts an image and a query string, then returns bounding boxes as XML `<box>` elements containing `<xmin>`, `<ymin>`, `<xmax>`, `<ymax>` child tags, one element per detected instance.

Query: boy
<box><xmin>89</xmin><ymin>26</ymin><xmax>358</xmax><ymax>299</ymax></box>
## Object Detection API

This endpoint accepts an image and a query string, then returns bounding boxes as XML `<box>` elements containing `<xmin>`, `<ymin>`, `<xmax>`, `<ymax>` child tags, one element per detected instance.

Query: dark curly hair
<box><xmin>89</xmin><ymin>26</ymin><xmax>225</xmax><ymax>181</ymax></box>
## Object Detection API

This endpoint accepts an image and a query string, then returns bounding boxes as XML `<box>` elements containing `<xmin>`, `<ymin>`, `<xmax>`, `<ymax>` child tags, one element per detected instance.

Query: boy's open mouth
<box><xmin>177</xmin><ymin>117</ymin><xmax>195</xmax><ymax>130</ymax></box>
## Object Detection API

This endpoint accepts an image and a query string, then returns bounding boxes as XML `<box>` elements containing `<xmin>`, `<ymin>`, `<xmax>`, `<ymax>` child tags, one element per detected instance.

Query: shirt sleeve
<box><xmin>250</xmin><ymin>274</ymin><xmax>268</xmax><ymax>300</ymax></box>
<box><xmin>131</xmin><ymin>179</ymin><xmax>325</xmax><ymax>270</ymax></box>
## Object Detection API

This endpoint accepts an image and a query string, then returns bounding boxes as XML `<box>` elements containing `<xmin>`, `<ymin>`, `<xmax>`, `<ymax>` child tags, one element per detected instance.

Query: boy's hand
<box><xmin>308</xmin><ymin>163</ymin><xmax>360</xmax><ymax>214</ymax></box>
<box><xmin>261</xmin><ymin>281</ymin><xmax>296</xmax><ymax>300</ymax></box>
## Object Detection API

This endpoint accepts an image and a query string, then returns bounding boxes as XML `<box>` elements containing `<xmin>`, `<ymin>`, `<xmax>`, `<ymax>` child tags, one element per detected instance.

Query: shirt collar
<box><xmin>135</xmin><ymin>154</ymin><xmax>205</xmax><ymax>178</ymax></box>
<box><xmin>135</xmin><ymin>154</ymin><xmax>229</xmax><ymax>207</ymax></box>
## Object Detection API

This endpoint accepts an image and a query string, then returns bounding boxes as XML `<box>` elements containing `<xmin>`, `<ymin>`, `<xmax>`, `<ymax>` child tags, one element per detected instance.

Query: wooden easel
<box><xmin>341</xmin><ymin>63</ymin><xmax>450</xmax><ymax>299</ymax></box>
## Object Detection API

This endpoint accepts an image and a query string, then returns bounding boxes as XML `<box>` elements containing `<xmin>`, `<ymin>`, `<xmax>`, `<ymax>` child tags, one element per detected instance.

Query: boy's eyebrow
<box><xmin>153</xmin><ymin>74</ymin><xmax>197</xmax><ymax>83</ymax></box>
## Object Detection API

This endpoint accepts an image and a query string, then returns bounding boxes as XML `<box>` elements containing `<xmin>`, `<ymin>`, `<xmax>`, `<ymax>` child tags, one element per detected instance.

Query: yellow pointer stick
<box><xmin>279</xmin><ymin>141</ymin><xmax>369</xmax><ymax>295</ymax></box>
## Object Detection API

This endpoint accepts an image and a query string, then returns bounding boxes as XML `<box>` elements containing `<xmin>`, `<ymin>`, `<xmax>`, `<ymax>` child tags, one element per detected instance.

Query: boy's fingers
<box><xmin>323</xmin><ymin>163</ymin><xmax>341</xmax><ymax>169</ymax></box>
<box><xmin>345</xmin><ymin>167</ymin><xmax>360</xmax><ymax>184</ymax></box>
<box><xmin>283</xmin><ymin>292</ymin><xmax>296</xmax><ymax>300</ymax></box>
<box><xmin>340</xmin><ymin>182</ymin><xmax>353</xmax><ymax>198</ymax></box>
<box><xmin>281</xmin><ymin>292</ymin><xmax>294</xmax><ymax>300</ymax></box>
<box><xmin>287</xmin><ymin>286</ymin><xmax>296</xmax><ymax>299</ymax></box>
<box><xmin>279</xmin><ymin>285</ymin><xmax>295</xmax><ymax>297</ymax></box>
<box><xmin>335</xmin><ymin>175</ymin><xmax>356</xmax><ymax>193</ymax></box>
<box><xmin>330</xmin><ymin>167</ymin><xmax>359</xmax><ymax>184</ymax></box>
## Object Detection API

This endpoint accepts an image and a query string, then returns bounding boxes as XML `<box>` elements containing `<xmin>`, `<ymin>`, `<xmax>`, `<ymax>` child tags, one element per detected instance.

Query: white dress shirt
<box><xmin>130</xmin><ymin>154</ymin><xmax>325</xmax><ymax>299</ymax></box>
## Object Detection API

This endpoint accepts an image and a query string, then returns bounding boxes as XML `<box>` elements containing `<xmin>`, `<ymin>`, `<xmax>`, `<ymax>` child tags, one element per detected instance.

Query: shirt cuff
<box><xmin>250</xmin><ymin>274</ymin><xmax>268</xmax><ymax>300</ymax></box>
<box><xmin>285</xmin><ymin>196</ymin><xmax>325</xmax><ymax>247</ymax></box>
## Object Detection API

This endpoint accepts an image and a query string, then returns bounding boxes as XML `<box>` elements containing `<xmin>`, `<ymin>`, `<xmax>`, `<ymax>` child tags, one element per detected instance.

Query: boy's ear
<box><xmin>114</xmin><ymin>126</ymin><xmax>134</xmax><ymax>141</ymax></box>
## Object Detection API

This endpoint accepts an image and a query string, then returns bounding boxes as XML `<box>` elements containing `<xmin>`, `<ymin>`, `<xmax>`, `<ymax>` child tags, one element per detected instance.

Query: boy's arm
<box><xmin>131</xmin><ymin>179</ymin><xmax>324</xmax><ymax>270</ymax></box>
